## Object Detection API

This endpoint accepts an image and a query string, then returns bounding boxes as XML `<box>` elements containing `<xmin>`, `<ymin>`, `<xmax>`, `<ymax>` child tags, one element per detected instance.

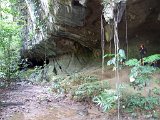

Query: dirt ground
<box><xmin>0</xmin><ymin>67</ymin><xmax>159</xmax><ymax>120</ymax></box>
<box><xmin>0</xmin><ymin>82</ymin><xmax>117</xmax><ymax>120</ymax></box>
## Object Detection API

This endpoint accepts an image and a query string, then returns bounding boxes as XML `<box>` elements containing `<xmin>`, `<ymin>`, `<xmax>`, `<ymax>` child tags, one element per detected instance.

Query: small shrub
<box><xmin>125</xmin><ymin>56</ymin><xmax>156</xmax><ymax>90</ymax></box>
<box><xmin>60</xmin><ymin>75</ymin><xmax>98</xmax><ymax>93</ymax></box>
<box><xmin>129</xmin><ymin>65</ymin><xmax>156</xmax><ymax>90</ymax></box>
<box><xmin>92</xmin><ymin>89</ymin><xmax>118</xmax><ymax>111</ymax></box>
<box><xmin>61</xmin><ymin>75</ymin><xmax>98</xmax><ymax>86</ymax></box>
<box><xmin>121</xmin><ymin>93</ymin><xmax>160</xmax><ymax>112</ymax></box>
<box><xmin>50</xmin><ymin>74</ymin><xmax>103</xmax><ymax>101</ymax></box>
<box><xmin>143</xmin><ymin>54</ymin><xmax>160</xmax><ymax>63</ymax></box>
<box><xmin>125</xmin><ymin>59</ymin><xmax>139</xmax><ymax>66</ymax></box>
<box><xmin>71</xmin><ymin>80</ymin><xmax>110</xmax><ymax>101</ymax></box>
<box><xmin>152</xmin><ymin>87</ymin><xmax>160</xmax><ymax>95</ymax></box>
<box><xmin>52</xmin><ymin>80</ymin><xmax>65</xmax><ymax>94</ymax></box>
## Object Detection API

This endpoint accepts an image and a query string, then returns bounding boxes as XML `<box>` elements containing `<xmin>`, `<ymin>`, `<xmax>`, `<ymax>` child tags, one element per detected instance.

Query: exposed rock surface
<box><xmin>20</xmin><ymin>0</ymin><xmax>102</xmax><ymax>59</ymax></box>
<box><xmin>119</xmin><ymin>0</ymin><xmax>160</xmax><ymax>37</ymax></box>
<box><xmin>20</xmin><ymin>0</ymin><xmax>160</xmax><ymax>68</ymax></box>
<box><xmin>119</xmin><ymin>0</ymin><xmax>160</xmax><ymax>58</ymax></box>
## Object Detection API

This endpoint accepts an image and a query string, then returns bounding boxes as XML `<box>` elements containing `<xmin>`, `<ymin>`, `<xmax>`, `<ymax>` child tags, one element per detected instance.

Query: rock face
<box><xmin>21</xmin><ymin>0</ymin><xmax>102</xmax><ymax>60</ymax></box>
<box><xmin>119</xmin><ymin>0</ymin><xmax>160</xmax><ymax>37</ymax></box>
<box><xmin>119</xmin><ymin>0</ymin><xmax>160</xmax><ymax>58</ymax></box>
<box><xmin>20</xmin><ymin>0</ymin><xmax>160</xmax><ymax>72</ymax></box>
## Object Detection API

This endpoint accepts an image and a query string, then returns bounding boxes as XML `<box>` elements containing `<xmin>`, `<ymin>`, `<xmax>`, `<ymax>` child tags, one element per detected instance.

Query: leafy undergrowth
<box><xmin>49</xmin><ymin>69</ymin><xmax>160</xmax><ymax>119</ymax></box>
<box><xmin>122</xmin><ymin>54</ymin><xmax>160</xmax><ymax>118</ymax></box>
<box><xmin>51</xmin><ymin>74</ymin><xmax>111</xmax><ymax>102</ymax></box>
<box><xmin>49</xmin><ymin>54</ymin><xmax>160</xmax><ymax>119</ymax></box>
<box><xmin>71</xmin><ymin>80</ymin><xmax>110</xmax><ymax>101</ymax></box>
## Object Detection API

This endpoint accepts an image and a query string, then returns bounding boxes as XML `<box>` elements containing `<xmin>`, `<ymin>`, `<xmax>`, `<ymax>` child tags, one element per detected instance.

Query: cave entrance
<box><xmin>19</xmin><ymin>58</ymin><xmax>49</xmax><ymax>70</ymax></box>
<box><xmin>28</xmin><ymin>58</ymin><xmax>49</xmax><ymax>68</ymax></box>
<box><xmin>72</xmin><ymin>0</ymin><xmax>83</xmax><ymax>6</ymax></box>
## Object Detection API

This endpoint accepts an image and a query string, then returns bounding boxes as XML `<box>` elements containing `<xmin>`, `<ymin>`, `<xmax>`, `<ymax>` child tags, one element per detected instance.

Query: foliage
<box><xmin>122</xmin><ymin>54</ymin><xmax>160</xmax><ymax>117</ymax></box>
<box><xmin>92</xmin><ymin>83</ymin><xmax>127</xmax><ymax>112</ymax></box>
<box><xmin>125</xmin><ymin>55</ymin><xmax>159</xmax><ymax>90</ymax></box>
<box><xmin>51</xmin><ymin>74</ymin><xmax>104</xmax><ymax>101</ymax></box>
<box><xmin>129</xmin><ymin>65</ymin><xmax>156</xmax><ymax>89</ymax></box>
<box><xmin>121</xmin><ymin>93</ymin><xmax>160</xmax><ymax>112</ymax></box>
<box><xmin>71</xmin><ymin>80</ymin><xmax>110</xmax><ymax>101</ymax></box>
<box><xmin>103</xmin><ymin>53</ymin><xmax>115</xmax><ymax>58</ymax></box>
<box><xmin>52</xmin><ymin>79</ymin><xmax>65</xmax><ymax>94</ymax></box>
<box><xmin>92</xmin><ymin>89</ymin><xmax>118</xmax><ymax>111</ymax></box>
<box><xmin>125</xmin><ymin>58</ymin><xmax>139</xmax><ymax>66</ymax></box>
<box><xmin>0</xmin><ymin>0</ymin><xmax>22</xmax><ymax>85</ymax></box>
<box><xmin>61</xmin><ymin>75</ymin><xmax>98</xmax><ymax>90</ymax></box>
<box><xmin>50</xmin><ymin>74</ymin><xmax>110</xmax><ymax>102</ymax></box>
<box><xmin>19</xmin><ymin>65</ymin><xmax>43</xmax><ymax>80</ymax></box>
<box><xmin>49</xmin><ymin>77</ymin><xmax>66</xmax><ymax>94</ymax></box>
<box><xmin>152</xmin><ymin>87</ymin><xmax>160</xmax><ymax>95</ymax></box>
<box><xmin>143</xmin><ymin>54</ymin><xmax>160</xmax><ymax>63</ymax></box>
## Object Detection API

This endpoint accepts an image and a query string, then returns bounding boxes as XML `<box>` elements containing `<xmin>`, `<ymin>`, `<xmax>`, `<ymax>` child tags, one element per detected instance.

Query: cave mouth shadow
<box><xmin>72</xmin><ymin>0</ymin><xmax>84</xmax><ymax>7</ymax></box>
<box><xmin>19</xmin><ymin>58</ymin><xmax>49</xmax><ymax>70</ymax></box>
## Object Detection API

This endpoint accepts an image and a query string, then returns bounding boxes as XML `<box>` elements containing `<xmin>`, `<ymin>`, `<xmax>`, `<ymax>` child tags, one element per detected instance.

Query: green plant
<box><xmin>129</xmin><ymin>65</ymin><xmax>155</xmax><ymax>89</ymax></box>
<box><xmin>52</xmin><ymin>80</ymin><xmax>65</xmax><ymax>94</ymax></box>
<box><xmin>125</xmin><ymin>55</ymin><xmax>158</xmax><ymax>90</ymax></box>
<box><xmin>143</xmin><ymin>54</ymin><xmax>160</xmax><ymax>63</ymax></box>
<box><xmin>19</xmin><ymin>65</ymin><xmax>43</xmax><ymax>80</ymax></box>
<box><xmin>152</xmin><ymin>87</ymin><xmax>160</xmax><ymax>95</ymax></box>
<box><xmin>60</xmin><ymin>75</ymin><xmax>98</xmax><ymax>90</ymax></box>
<box><xmin>121</xmin><ymin>93</ymin><xmax>160</xmax><ymax>112</ymax></box>
<box><xmin>122</xmin><ymin>55</ymin><xmax>160</xmax><ymax>117</ymax></box>
<box><xmin>93</xmin><ymin>89</ymin><xmax>118</xmax><ymax>111</ymax></box>
<box><xmin>92</xmin><ymin>83</ymin><xmax>127</xmax><ymax>112</ymax></box>
<box><xmin>103</xmin><ymin>53</ymin><xmax>115</xmax><ymax>58</ymax></box>
<box><xmin>71</xmin><ymin>80</ymin><xmax>110</xmax><ymax>101</ymax></box>
<box><xmin>50</xmin><ymin>74</ymin><xmax>108</xmax><ymax>101</ymax></box>
<box><xmin>125</xmin><ymin>58</ymin><xmax>139</xmax><ymax>66</ymax></box>
<box><xmin>0</xmin><ymin>0</ymin><xmax>22</xmax><ymax>86</ymax></box>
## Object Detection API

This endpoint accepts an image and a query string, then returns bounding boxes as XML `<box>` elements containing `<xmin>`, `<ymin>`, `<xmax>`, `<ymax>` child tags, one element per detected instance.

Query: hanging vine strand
<box><xmin>102</xmin><ymin>0</ymin><xmax>127</xmax><ymax>119</ymax></box>
<box><xmin>101</xmin><ymin>14</ymin><xmax>105</xmax><ymax>78</ymax></box>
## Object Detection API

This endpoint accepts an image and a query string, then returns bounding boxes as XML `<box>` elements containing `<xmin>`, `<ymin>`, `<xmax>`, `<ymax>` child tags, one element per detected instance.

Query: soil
<box><xmin>0</xmin><ymin>67</ymin><xmax>160</xmax><ymax>120</ymax></box>
<box><xmin>0</xmin><ymin>82</ymin><xmax>115</xmax><ymax>120</ymax></box>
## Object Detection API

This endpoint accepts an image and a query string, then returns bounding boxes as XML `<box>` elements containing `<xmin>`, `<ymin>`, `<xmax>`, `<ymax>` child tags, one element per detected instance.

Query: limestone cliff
<box><xmin>20</xmin><ymin>0</ymin><xmax>160</xmax><ymax>73</ymax></box>
<box><xmin>20</xmin><ymin>0</ymin><xmax>102</xmax><ymax>60</ymax></box>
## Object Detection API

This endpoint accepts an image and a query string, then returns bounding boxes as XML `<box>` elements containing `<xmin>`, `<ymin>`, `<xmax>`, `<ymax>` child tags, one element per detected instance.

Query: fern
<box><xmin>152</xmin><ymin>87</ymin><xmax>160</xmax><ymax>95</ymax></box>
<box><xmin>122</xmin><ymin>93</ymin><xmax>160</xmax><ymax>112</ymax></box>
<box><xmin>103</xmin><ymin>53</ymin><xmax>115</xmax><ymax>58</ymax></box>
<box><xmin>71</xmin><ymin>80</ymin><xmax>110</xmax><ymax>101</ymax></box>
<box><xmin>93</xmin><ymin>89</ymin><xmax>118</xmax><ymax>111</ymax></box>
<box><xmin>60</xmin><ymin>75</ymin><xmax>98</xmax><ymax>91</ymax></box>
<box><xmin>143</xmin><ymin>54</ymin><xmax>160</xmax><ymax>63</ymax></box>
<box><xmin>129</xmin><ymin>65</ymin><xmax>156</xmax><ymax>89</ymax></box>
<box><xmin>125</xmin><ymin>59</ymin><xmax>139</xmax><ymax>66</ymax></box>
<box><xmin>126</xmin><ymin>54</ymin><xmax>158</xmax><ymax>90</ymax></box>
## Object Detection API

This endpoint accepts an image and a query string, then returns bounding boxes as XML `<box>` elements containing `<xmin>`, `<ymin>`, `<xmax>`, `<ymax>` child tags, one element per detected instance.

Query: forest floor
<box><xmin>0</xmin><ymin>81</ymin><xmax>116</xmax><ymax>120</ymax></box>
<box><xmin>0</xmin><ymin>67</ymin><xmax>160</xmax><ymax>120</ymax></box>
